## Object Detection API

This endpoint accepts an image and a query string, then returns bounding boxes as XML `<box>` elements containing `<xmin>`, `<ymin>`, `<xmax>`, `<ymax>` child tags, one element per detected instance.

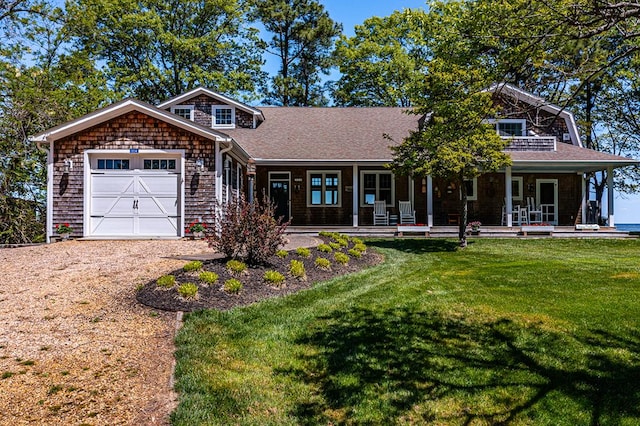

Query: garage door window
<box><xmin>144</xmin><ymin>159</ymin><xmax>177</xmax><ymax>170</ymax></box>
<box><xmin>97</xmin><ymin>159</ymin><xmax>130</xmax><ymax>170</ymax></box>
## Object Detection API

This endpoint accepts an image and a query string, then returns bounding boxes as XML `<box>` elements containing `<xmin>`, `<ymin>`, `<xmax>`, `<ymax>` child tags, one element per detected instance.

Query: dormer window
<box><xmin>497</xmin><ymin>119</ymin><xmax>526</xmax><ymax>137</ymax></box>
<box><xmin>171</xmin><ymin>105</ymin><xmax>194</xmax><ymax>121</ymax></box>
<box><xmin>213</xmin><ymin>106</ymin><xmax>235</xmax><ymax>128</ymax></box>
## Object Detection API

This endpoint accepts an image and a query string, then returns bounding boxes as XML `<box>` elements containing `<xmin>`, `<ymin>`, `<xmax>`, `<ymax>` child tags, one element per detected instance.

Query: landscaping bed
<box><xmin>137</xmin><ymin>234</ymin><xmax>382</xmax><ymax>312</ymax></box>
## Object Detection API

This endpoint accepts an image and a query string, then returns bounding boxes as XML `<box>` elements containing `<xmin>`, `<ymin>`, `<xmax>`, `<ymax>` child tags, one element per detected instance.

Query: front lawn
<box><xmin>172</xmin><ymin>239</ymin><xmax>640</xmax><ymax>425</ymax></box>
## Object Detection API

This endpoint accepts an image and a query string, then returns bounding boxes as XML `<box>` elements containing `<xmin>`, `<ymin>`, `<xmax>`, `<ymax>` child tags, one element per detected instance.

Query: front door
<box><xmin>536</xmin><ymin>179</ymin><xmax>558</xmax><ymax>225</ymax></box>
<box><xmin>269</xmin><ymin>172</ymin><xmax>290</xmax><ymax>221</ymax></box>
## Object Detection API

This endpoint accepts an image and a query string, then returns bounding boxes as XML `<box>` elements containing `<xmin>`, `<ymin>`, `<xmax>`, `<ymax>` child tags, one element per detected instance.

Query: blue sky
<box><xmin>312</xmin><ymin>0</ymin><xmax>639</xmax><ymax>223</ymax></box>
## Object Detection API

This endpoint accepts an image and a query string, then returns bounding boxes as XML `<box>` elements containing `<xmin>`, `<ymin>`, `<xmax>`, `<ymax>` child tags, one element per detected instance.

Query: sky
<box><xmin>310</xmin><ymin>0</ymin><xmax>640</xmax><ymax>224</ymax></box>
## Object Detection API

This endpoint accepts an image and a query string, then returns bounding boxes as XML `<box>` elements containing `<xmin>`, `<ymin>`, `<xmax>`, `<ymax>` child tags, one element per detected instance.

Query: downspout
<box><xmin>215</xmin><ymin>139</ymin><xmax>234</xmax><ymax>204</ymax></box>
<box><xmin>36</xmin><ymin>139</ymin><xmax>53</xmax><ymax>243</ymax></box>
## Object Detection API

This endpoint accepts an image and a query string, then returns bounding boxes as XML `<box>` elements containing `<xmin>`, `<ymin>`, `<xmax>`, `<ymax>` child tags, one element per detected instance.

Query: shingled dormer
<box><xmin>157</xmin><ymin>87</ymin><xmax>264</xmax><ymax>130</ymax></box>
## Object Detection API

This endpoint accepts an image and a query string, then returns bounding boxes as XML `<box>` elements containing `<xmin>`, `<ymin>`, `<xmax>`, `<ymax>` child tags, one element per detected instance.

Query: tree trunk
<box><xmin>459</xmin><ymin>177</ymin><xmax>468</xmax><ymax>247</ymax></box>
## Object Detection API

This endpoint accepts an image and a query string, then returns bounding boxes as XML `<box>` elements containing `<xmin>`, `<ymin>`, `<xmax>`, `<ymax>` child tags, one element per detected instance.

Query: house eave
<box><xmin>157</xmin><ymin>87</ymin><xmax>265</xmax><ymax>121</ymax></box>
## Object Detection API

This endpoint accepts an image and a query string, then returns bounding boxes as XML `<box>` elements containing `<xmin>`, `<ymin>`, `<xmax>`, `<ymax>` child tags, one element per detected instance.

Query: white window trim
<box><xmin>512</xmin><ymin>176</ymin><xmax>523</xmax><ymax>201</ymax></box>
<box><xmin>171</xmin><ymin>105</ymin><xmax>194</xmax><ymax>121</ymax></box>
<box><xmin>462</xmin><ymin>177</ymin><xmax>478</xmax><ymax>201</ymax></box>
<box><xmin>212</xmin><ymin>105</ymin><xmax>236</xmax><ymax>128</ymax></box>
<box><xmin>496</xmin><ymin>119</ymin><xmax>527</xmax><ymax>137</ymax></box>
<box><xmin>359</xmin><ymin>170</ymin><xmax>395</xmax><ymax>207</ymax></box>
<box><xmin>306</xmin><ymin>170</ymin><xmax>341</xmax><ymax>207</ymax></box>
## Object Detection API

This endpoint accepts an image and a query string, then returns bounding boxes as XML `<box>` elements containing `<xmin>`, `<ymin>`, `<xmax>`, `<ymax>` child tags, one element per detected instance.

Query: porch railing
<box><xmin>503</xmin><ymin>136</ymin><xmax>556</xmax><ymax>152</ymax></box>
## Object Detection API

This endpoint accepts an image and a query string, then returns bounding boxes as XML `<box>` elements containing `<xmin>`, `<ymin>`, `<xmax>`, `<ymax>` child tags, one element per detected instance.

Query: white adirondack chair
<box><xmin>398</xmin><ymin>200</ymin><xmax>416</xmax><ymax>224</ymax></box>
<box><xmin>527</xmin><ymin>196</ymin><xmax>543</xmax><ymax>224</ymax></box>
<box><xmin>373</xmin><ymin>200</ymin><xmax>389</xmax><ymax>225</ymax></box>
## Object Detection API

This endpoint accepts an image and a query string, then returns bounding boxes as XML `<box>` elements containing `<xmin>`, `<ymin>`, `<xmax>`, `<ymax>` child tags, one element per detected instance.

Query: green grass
<box><xmin>171</xmin><ymin>239</ymin><xmax>640</xmax><ymax>425</ymax></box>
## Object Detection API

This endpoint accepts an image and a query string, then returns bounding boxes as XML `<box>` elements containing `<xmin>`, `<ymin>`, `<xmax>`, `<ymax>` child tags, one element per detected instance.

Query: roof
<box><xmin>511</xmin><ymin>142</ymin><xmax>638</xmax><ymax>172</ymax></box>
<box><xmin>224</xmin><ymin>107</ymin><xmax>420</xmax><ymax>162</ymax></box>
<box><xmin>157</xmin><ymin>87</ymin><xmax>265</xmax><ymax>121</ymax></box>
<box><xmin>30</xmin><ymin>98</ymin><xmax>232</xmax><ymax>144</ymax></box>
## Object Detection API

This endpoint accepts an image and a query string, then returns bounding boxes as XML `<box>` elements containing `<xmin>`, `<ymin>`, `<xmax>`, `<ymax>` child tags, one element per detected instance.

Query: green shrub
<box><xmin>199</xmin><ymin>271</ymin><xmax>219</xmax><ymax>284</ymax></box>
<box><xmin>226</xmin><ymin>259</ymin><xmax>247</xmax><ymax>274</ymax></box>
<box><xmin>289</xmin><ymin>259</ymin><xmax>306</xmax><ymax>279</ymax></box>
<box><xmin>156</xmin><ymin>275</ymin><xmax>176</xmax><ymax>288</ymax></box>
<box><xmin>178</xmin><ymin>282</ymin><xmax>198</xmax><ymax>299</ymax></box>
<box><xmin>334</xmin><ymin>252</ymin><xmax>349</xmax><ymax>265</ymax></box>
<box><xmin>350</xmin><ymin>237</ymin><xmax>364</xmax><ymax>245</ymax></box>
<box><xmin>314</xmin><ymin>257</ymin><xmax>331</xmax><ymax>270</ymax></box>
<box><xmin>334</xmin><ymin>237</ymin><xmax>349</xmax><ymax>247</ymax></box>
<box><xmin>183</xmin><ymin>261</ymin><xmax>203</xmax><ymax>272</ymax></box>
<box><xmin>207</xmin><ymin>194</ymin><xmax>290</xmax><ymax>266</ymax></box>
<box><xmin>275</xmin><ymin>249</ymin><xmax>288</xmax><ymax>258</ymax></box>
<box><xmin>317</xmin><ymin>243</ymin><xmax>333</xmax><ymax>253</ymax></box>
<box><xmin>328</xmin><ymin>242</ymin><xmax>341</xmax><ymax>250</ymax></box>
<box><xmin>353</xmin><ymin>243</ymin><xmax>367</xmax><ymax>253</ymax></box>
<box><xmin>263</xmin><ymin>270</ymin><xmax>285</xmax><ymax>286</ymax></box>
<box><xmin>318</xmin><ymin>231</ymin><xmax>334</xmax><ymax>237</ymax></box>
<box><xmin>223</xmin><ymin>278</ymin><xmax>243</xmax><ymax>294</ymax></box>
<box><xmin>295</xmin><ymin>247</ymin><xmax>311</xmax><ymax>258</ymax></box>
<box><xmin>348</xmin><ymin>248</ymin><xmax>362</xmax><ymax>259</ymax></box>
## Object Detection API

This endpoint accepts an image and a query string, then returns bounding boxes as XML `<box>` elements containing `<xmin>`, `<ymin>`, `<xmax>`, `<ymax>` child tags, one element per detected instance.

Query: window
<box><xmin>143</xmin><ymin>159</ymin><xmax>177</xmax><ymax>170</ymax></box>
<box><xmin>497</xmin><ymin>119</ymin><xmax>526</xmax><ymax>137</ymax></box>
<box><xmin>307</xmin><ymin>171</ymin><xmax>341</xmax><ymax>207</ymax></box>
<box><xmin>97</xmin><ymin>159</ymin><xmax>130</xmax><ymax>170</ymax></box>
<box><xmin>171</xmin><ymin>105</ymin><xmax>194</xmax><ymax>121</ymax></box>
<box><xmin>464</xmin><ymin>177</ymin><xmax>477</xmax><ymax>201</ymax></box>
<box><xmin>360</xmin><ymin>171</ymin><xmax>394</xmax><ymax>207</ymax></box>
<box><xmin>511</xmin><ymin>177</ymin><xmax>523</xmax><ymax>201</ymax></box>
<box><xmin>212</xmin><ymin>106</ymin><xmax>235</xmax><ymax>128</ymax></box>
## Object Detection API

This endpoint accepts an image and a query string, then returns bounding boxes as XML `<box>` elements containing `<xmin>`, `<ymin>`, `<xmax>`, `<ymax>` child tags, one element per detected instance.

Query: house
<box><xmin>31</xmin><ymin>84</ymin><xmax>638</xmax><ymax>241</ymax></box>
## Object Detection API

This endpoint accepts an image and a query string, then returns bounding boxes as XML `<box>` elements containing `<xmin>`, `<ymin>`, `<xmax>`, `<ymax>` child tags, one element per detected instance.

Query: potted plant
<box><xmin>186</xmin><ymin>221</ymin><xmax>207</xmax><ymax>239</ymax></box>
<box><xmin>468</xmin><ymin>221</ymin><xmax>481</xmax><ymax>235</ymax></box>
<box><xmin>55</xmin><ymin>223</ymin><xmax>73</xmax><ymax>240</ymax></box>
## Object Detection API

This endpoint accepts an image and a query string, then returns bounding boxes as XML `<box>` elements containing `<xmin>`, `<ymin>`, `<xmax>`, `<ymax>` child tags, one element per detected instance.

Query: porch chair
<box><xmin>527</xmin><ymin>196</ymin><xmax>543</xmax><ymax>224</ymax></box>
<box><xmin>373</xmin><ymin>200</ymin><xmax>389</xmax><ymax>225</ymax></box>
<box><xmin>398</xmin><ymin>200</ymin><xmax>416</xmax><ymax>224</ymax></box>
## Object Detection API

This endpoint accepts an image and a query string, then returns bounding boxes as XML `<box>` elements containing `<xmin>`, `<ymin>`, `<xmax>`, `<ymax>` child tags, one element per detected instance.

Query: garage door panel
<box><xmin>90</xmin><ymin>217</ymin><xmax>135</xmax><ymax>235</ymax></box>
<box><xmin>92</xmin><ymin>175</ymin><xmax>135</xmax><ymax>194</ymax></box>
<box><xmin>91</xmin><ymin>196</ymin><xmax>135</xmax><ymax>216</ymax></box>
<box><xmin>138</xmin><ymin>174</ymin><xmax>179</xmax><ymax>195</ymax></box>
<box><xmin>137</xmin><ymin>196</ymin><xmax>178</xmax><ymax>216</ymax></box>
<box><xmin>138</xmin><ymin>217</ymin><xmax>178</xmax><ymax>235</ymax></box>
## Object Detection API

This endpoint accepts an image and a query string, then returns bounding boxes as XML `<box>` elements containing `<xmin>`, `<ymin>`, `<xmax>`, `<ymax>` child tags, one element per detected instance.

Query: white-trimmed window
<box><xmin>511</xmin><ymin>176</ymin><xmax>523</xmax><ymax>201</ymax></box>
<box><xmin>307</xmin><ymin>171</ymin><xmax>341</xmax><ymax>207</ymax></box>
<box><xmin>171</xmin><ymin>105</ymin><xmax>194</xmax><ymax>121</ymax></box>
<box><xmin>97</xmin><ymin>159</ymin><xmax>130</xmax><ymax>170</ymax></box>
<box><xmin>360</xmin><ymin>171</ymin><xmax>394</xmax><ymax>207</ymax></box>
<box><xmin>143</xmin><ymin>159</ymin><xmax>177</xmax><ymax>170</ymax></box>
<box><xmin>212</xmin><ymin>105</ymin><xmax>235</xmax><ymax>128</ymax></box>
<box><xmin>497</xmin><ymin>119</ymin><xmax>526</xmax><ymax>137</ymax></box>
<box><xmin>463</xmin><ymin>177</ymin><xmax>478</xmax><ymax>201</ymax></box>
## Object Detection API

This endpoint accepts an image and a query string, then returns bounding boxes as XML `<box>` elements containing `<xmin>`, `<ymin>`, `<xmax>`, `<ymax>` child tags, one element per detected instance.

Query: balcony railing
<box><xmin>502</xmin><ymin>136</ymin><xmax>556</xmax><ymax>152</ymax></box>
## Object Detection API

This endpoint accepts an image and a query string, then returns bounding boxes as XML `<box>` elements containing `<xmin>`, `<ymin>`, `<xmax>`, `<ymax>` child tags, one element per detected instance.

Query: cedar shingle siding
<box><xmin>53</xmin><ymin>111</ymin><xmax>217</xmax><ymax>236</ymax></box>
<box><xmin>175</xmin><ymin>95</ymin><xmax>254</xmax><ymax>128</ymax></box>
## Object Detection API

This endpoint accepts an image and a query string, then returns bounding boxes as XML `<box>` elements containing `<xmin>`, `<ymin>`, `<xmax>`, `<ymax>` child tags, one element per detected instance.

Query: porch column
<box><xmin>352</xmin><ymin>164</ymin><xmax>358</xmax><ymax>227</ymax></box>
<box><xmin>215</xmin><ymin>141</ymin><xmax>222</xmax><ymax>204</ymax></box>
<box><xmin>409</xmin><ymin>175</ymin><xmax>415</xmax><ymax>208</ymax></box>
<box><xmin>607</xmin><ymin>166</ymin><xmax>615</xmax><ymax>227</ymax></box>
<box><xmin>581</xmin><ymin>173</ymin><xmax>587</xmax><ymax>224</ymax></box>
<box><xmin>427</xmin><ymin>175</ymin><xmax>434</xmax><ymax>227</ymax></box>
<box><xmin>505</xmin><ymin>166</ymin><xmax>513</xmax><ymax>227</ymax></box>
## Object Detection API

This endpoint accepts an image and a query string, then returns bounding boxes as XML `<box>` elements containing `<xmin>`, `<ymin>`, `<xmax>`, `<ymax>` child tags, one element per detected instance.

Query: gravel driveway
<box><xmin>0</xmin><ymin>239</ymin><xmax>211</xmax><ymax>425</ymax></box>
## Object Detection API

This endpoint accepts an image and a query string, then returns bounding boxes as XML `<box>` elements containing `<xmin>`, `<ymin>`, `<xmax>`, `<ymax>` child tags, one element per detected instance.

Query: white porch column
<box><xmin>426</xmin><ymin>175</ymin><xmax>434</xmax><ymax>227</ymax></box>
<box><xmin>505</xmin><ymin>166</ymin><xmax>513</xmax><ymax>227</ymax></box>
<box><xmin>581</xmin><ymin>173</ymin><xmax>587</xmax><ymax>224</ymax></box>
<box><xmin>352</xmin><ymin>164</ymin><xmax>359</xmax><ymax>227</ymax></box>
<box><xmin>409</xmin><ymin>175</ymin><xmax>415</xmax><ymax>207</ymax></box>
<box><xmin>607</xmin><ymin>166</ymin><xmax>615</xmax><ymax>227</ymax></box>
<box><xmin>214</xmin><ymin>141</ymin><xmax>222</xmax><ymax>203</ymax></box>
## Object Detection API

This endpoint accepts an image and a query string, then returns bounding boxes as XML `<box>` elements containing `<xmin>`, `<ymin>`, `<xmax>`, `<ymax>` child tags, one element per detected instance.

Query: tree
<box><xmin>251</xmin><ymin>0</ymin><xmax>341</xmax><ymax>106</ymax></box>
<box><xmin>65</xmin><ymin>0</ymin><xmax>265</xmax><ymax>104</ymax></box>
<box><xmin>333</xmin><ymin>9</ymin><xmax>429</xmax><ymax>107</ymax></box>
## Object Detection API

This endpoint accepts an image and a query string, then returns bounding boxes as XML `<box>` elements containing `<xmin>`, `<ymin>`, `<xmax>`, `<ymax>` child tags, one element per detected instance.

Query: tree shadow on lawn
<box><xmin>367</xmin><ymin>238</ymin><xmax>461</xmax><ymax>254</ymax></box>
<box><xmin>282</xmin><ymin>306</ymin><xmax>640</xmax><ymax>424</ymax></box>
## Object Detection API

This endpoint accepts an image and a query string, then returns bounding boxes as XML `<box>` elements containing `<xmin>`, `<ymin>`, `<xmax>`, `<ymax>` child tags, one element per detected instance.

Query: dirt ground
<box><xmin>0</xmin><ymin>239</ymin><xmax>211</xmax><ymax>425</ymax></box>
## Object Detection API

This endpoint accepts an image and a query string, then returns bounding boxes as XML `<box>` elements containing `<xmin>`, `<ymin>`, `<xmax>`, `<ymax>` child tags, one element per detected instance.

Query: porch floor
<box><xmin>287</xmin><ymin>226</ymin><xmax>632</xmax><ymax>239</ymax></box>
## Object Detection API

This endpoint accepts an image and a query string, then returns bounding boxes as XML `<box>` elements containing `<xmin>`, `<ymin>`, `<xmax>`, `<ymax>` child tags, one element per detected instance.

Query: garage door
<box><xmin>89</xmin><ymin>156</ymin><xmax>181</xmax><ymax>237</ymax></box>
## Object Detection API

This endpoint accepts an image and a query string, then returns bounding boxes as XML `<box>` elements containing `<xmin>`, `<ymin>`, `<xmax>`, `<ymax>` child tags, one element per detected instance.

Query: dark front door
<box><xmin>269</xmin><ymin>173</ymin><xmax>290</xmax><ymax>221</ymax></box>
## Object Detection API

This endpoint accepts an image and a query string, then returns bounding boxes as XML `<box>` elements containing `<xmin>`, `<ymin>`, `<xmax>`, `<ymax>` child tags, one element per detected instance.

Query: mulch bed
<box><xmin>136</xmin><ymin>237</ymin><xmax>382</xmax><ymax>312</ymax></box>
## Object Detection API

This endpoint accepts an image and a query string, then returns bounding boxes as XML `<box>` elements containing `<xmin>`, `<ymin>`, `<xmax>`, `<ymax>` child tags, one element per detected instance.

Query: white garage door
<box><xmin>89</xmin><ymin>155</ymin><xmax>181</xmax><ymax>237</ymax></box>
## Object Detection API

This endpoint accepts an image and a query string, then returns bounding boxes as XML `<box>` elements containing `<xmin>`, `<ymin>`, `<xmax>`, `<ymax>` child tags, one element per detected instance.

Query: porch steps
<box><xmin>286</xmin><ymin>226</ymin><xmax>632</xmax><ymax>239</ymax></box>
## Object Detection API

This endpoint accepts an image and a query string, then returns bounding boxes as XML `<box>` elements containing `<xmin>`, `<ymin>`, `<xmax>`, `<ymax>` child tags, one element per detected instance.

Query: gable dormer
<box><xmin>157</xmin><ymin>88</ymin><xmax>264</xmax><ymax>130</ymax></box>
